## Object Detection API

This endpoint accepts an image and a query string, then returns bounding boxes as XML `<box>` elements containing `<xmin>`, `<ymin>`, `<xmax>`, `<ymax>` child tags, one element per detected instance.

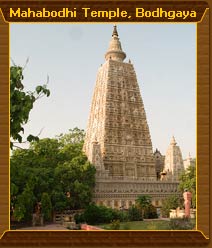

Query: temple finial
<box><xmin>112</xmin><ymin>24</ymin><xmax>118</xmax><ymax>37</ymax></box>
<box><xmin>105</xmin><ymin>25</ymin><xmax>126</xmax><ymax>62</ymax></box>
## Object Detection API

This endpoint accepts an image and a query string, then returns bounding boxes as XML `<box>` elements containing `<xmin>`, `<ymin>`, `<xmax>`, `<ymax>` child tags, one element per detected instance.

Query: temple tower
<box><xmin>83</xmin><ymin>26</ymin><xmax>156</xmax><ymax>181</ymax></box>
<box><xmin>82</xmin><ymin>26</ymin><xmax>180</xmax><ymax>209</ymax></box>
<box><xmin>163</xmin><ymin>136</ymin><xmax>184</xmax><ymax>181</ymax></box>
<box><xmin>184</xmin><ymin>153</ymin><xmax>195</xmax><ymax>170</ymax></box>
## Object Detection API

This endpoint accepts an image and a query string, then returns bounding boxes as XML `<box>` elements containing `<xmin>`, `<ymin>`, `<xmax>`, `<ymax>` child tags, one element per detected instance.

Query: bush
<box><xmin>76</xmin><ymin>204</ymin><xmax>146</xmax><ymax>225</ymax></box>
<box><xmin>143</xmin><ymin>204</ymin><xmax>158</xmax><ymax>219</ymax></box>
<box><xmin>83</xmin><ymin>204</ymin><xmax>102</xmax><ymax>224</ymax></box>
<box><xmin>117</xmin><ymin>210</ymin><xmax>129</xmax><ymax>222</ymax></box>
<box><xmin>80</xmin><ymin>204</ymin><xmax>132</xmax><ymax>225</ymax></box>
<box><xmin>169</xmin><ymin>217</ymin><xmax>195</xmax><ymax>230</ymax></box>
<box><xmin>161</xmin><ymin>195</ymin><xmax>181</xmax><ymax>218</ymax></box>
<box><xmin>83</xmin><ymin>203</ymin><xmax>119</xmax><ymax>225</ymax></box>
<box><xmin>128</xmin><ymin>205</ymin><xmax>142</xmax><ymax>221</ymax></box>
<box><xmin>74</xmin><ymin>213</ymin><xmax>85</xmax><ymax>224</ymax></box>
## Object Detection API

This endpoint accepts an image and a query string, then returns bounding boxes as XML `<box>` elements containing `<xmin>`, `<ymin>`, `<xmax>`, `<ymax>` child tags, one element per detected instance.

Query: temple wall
<box><xmin>93</xmin><ymin>180</ymin><xmax>180</xmax><ymax>208</ymax></box>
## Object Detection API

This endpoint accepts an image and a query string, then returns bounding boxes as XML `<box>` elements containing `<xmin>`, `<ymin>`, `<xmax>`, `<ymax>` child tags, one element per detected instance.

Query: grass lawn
<box><xmin>99</xmin><ymin>220</ymin><xmax>171</xmax><ymax>230</ymax></box>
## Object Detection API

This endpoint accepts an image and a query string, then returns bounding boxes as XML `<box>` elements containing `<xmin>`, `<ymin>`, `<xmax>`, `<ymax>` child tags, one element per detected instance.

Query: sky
<box><xmin>10</xmin><ymin>23</ymin><xmax>196</xmax><ymax>159</ymax></box>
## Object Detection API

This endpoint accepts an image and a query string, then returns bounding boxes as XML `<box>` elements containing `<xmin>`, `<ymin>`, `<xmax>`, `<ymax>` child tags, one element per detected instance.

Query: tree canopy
<box><xmin>10</xmin><ymin>65</ymin><xmax>50</xmax><ymax>149</ymax></box>
<box><xmin>160</xmin><ymin>164</ymin><xmax>196</xmax><ymax>217</ymax></box>
<box><xmin>10</xmin><ymin>128</ymin><xmax>96</xmax><ymax>222</ymax></box>
<box><xmin>136</xmin><ymin>195</ymin><xmax>151</xmax><ymax>209</ymax></box>
<box><xmin>178</xmin><ymin>165</ymin><xmax>196</xmax><ymax>208</ymax></box>
<box><xmin>135</xmin><ymin>195</ymin><xmax>158</xmax><ymax>219</ymax></box>
<box><xmin>161</xmin><ymin>195</ymin><xmax>182</xmax><ymax>217</ymax></box>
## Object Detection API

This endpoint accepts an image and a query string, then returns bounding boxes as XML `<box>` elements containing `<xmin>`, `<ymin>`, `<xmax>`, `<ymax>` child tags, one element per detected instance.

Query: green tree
<box><xmin>178</xmin><ymin>165</ymin><xmax>196</xmax><ymax>208</ymax></box>
<box><xmin>161</xmin><ymin>195</ymin><xmax>181</xmax><ymax>218</ymax></box>
<box><xmin>58</xmin><ymin>127</ymin><xmax>85</xmax><ymax>146</ymax></box>
<box><xmin>54</xmin><ymin>160</ymin><xmax>95</xmax><ymax>209</ymax></box>
<box><xmin>10</xmin><ymin>65</ymin><xmax>50</xmax><ymax>149</ymax></box>
<box><xmin>57</xmin><ymin>128</ymin><xmax>85</xmax><ymax>162</ymax></box>
<box><xmin>41</xmin><ymin>193</ymin><xmax>52</xmax><ymax>221</ymax></box>
<box><xmin>13</xmin><ymin>182</ymin><xmax>36</xmax><ymax>221</ymax></box>
<box><xmin>51</xmin><ymin>191</ymin><xmax>67</xmax><ymax>212</ymax></box>
<box><xmin>10</xmin><ymin>129</ymin><xmax>96</xmax><ymax>222</ymax></box>
<box><xmin>135</xmin><ymin>195</ymin><xmax>152</xmax><ymax>219</ymax></box>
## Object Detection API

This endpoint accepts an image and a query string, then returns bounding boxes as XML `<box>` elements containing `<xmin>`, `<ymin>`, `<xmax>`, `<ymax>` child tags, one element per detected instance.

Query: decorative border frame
<box><xmin>0</xmin><ymin>0</ymin><xmax>210</xmax><ymax>247</ymax></box>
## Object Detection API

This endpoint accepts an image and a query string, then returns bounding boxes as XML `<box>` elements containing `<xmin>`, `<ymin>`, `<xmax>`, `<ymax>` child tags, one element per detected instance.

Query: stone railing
<box><xmin>96</xmin><ymin>176</ymin><xmax>178</xmax><ymax>182</ymax></box>
<box><xmin>94</xmin><ymin>181</ymin><xmax>179</xmax><ymax>195</ymax></box>
<box><xmin>53</xmin><ymin>210</ymin><xmax>84</xmax><ymax>224</ymax></box>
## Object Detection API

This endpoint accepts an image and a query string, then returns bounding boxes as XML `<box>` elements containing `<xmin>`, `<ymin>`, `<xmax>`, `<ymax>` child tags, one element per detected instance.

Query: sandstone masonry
<box><xmin>83</xmin><ymin>26</ymin><xmax>185</xmax><ymax>209</ymax></box>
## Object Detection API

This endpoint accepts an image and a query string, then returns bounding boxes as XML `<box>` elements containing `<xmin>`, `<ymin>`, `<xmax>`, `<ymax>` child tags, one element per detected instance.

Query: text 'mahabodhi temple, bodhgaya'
<box><xmin>83</xmin><ymin>25</ymin><xmax>194</xmax><ymax>210</ymax></box>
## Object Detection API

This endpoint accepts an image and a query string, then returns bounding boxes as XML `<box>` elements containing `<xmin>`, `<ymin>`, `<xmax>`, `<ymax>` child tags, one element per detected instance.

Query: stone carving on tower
<box><xmin>163</xmin><ymin>136</ymin><xmax>184</xmax><ymax>181</ymax></box>
<box><xmin>83</xmin><ymin>25</ymin><xmax>156</xmax><ymax>181</ymax></box>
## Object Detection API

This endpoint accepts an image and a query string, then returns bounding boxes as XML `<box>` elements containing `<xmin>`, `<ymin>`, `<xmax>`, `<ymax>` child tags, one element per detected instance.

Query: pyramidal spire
<box><xmin>105</xmin><ymin>25</ymin><xmax>126</xmax><ymax>62</ymax></box>
<box><xmin>170</xmin><ymin>136</ymin><xmax>177</xmax><ymax>145</ymax></box>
